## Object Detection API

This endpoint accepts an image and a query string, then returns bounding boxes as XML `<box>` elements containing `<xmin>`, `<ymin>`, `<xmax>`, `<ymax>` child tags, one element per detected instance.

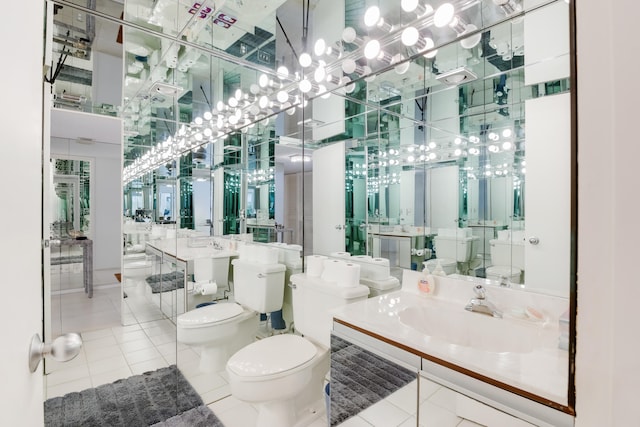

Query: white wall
<box><xmin>575</xmin><ymin>0</ymin><xmax>640</xmax><ymax>426</ymax></box>
<box><xmin>92</xmin><ymin>52</ymin><xmax>123</xmax><ymax>108</ymax></box>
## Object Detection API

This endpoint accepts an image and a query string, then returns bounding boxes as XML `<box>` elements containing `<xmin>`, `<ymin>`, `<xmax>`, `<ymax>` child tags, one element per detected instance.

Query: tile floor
<box><xmin>47</xmin><ymin>284</ymin><xmax>485</xmax><ymax>427</ymax></box>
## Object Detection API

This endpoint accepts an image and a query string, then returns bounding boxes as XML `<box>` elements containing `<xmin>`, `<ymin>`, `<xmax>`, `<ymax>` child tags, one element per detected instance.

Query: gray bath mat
<box><xmin>44</xmin><ymin>365</ymin><xmax>224</xmax><ymax>426</ymax></box>
<box><xmin>145</xmin><ymin>271</ymin><xmax>185</xmax><ymax>294</ymax></box>
<box><xmin>150</xmin><ymin>405</ymin><xmax>224</xmax><ymax>427</ymax></box>
<box><xmin>329</xmin><ymin>334</ymin><xmax>416</xmax><ymax>426</ymax></box>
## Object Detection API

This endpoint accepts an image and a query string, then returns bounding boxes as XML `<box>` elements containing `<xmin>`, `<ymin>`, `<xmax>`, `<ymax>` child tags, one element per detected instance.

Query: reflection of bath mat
<box><xmin>329</xmin><ymin>334</ymin><xmax>416</xmax><ymax>426</ymax></box>
<box><xmin>44</xmin><ymin>365</ymin><xmax>224</xmax><ymax>426</ymax></box>
<box><xmin>145</xmin><ymin>271</ymin><xmax>185</xmax><ymax>293</ymax></box>
<box><xmin>50</xmin><ymin>255</ymin><xmax>84</xmax><ymax>265</ymax></box>
<box><xmin>150</xmin><ymin>405</ymin><xmax>224</xmax><ymax>427</ymax></box>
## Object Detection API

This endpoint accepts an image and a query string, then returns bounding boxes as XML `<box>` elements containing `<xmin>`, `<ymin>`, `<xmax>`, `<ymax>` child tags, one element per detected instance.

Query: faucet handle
<box><xmin>473</xmin><ymin>284</ymin><xmax>486</xmax><ymax>299</ymax></box>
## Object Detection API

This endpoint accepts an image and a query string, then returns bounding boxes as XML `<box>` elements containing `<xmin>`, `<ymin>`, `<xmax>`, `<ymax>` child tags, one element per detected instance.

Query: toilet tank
<box><xmin>489</xmin><ymin>239</ymin><xmax>525</xmax><ymax>270</ymax></box>
<box><xmin>231</xmin><ymin>259</ymin><xmax>286</xmax><ymax>312</ymax></box>
<box><xmin>434</xmin><ymin>235</ymin><xmax>474</xmax><ymax>262</ymax></box>
<box><xmin>290</xmin><ymin>274</ymin><xmax>369</xmax><ymax>347</ymax></box>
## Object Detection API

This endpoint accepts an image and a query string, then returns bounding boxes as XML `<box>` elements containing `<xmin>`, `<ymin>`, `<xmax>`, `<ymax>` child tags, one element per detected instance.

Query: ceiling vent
<box><xmin>435</xmin><ymin>66</ymin><xmax>478</xmax><ymax>85</ymax></box>
<box><xmin>149</xmin><ymin>81</ymin><xmax>184</xmax><ymax>96</ymax></box>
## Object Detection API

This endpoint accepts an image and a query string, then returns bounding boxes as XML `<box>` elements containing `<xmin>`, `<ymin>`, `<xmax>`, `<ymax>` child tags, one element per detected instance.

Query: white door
<box><xmin>0</xmin><ymin>0</ymin><xmax>45</xmax><ymax>424</ymax></box>
<box><xmin>313</xmin><ymin>141</ymin><xmax>346</xmax><ymax>255</ymax></box>
<box><xmin>524</xmin><ymin>93</ymin><xmax>571</xmax><ymax>295</ymax></box>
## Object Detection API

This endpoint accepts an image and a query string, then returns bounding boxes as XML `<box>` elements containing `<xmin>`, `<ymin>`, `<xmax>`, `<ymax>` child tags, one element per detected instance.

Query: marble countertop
<box><xmin>331</xmin><ymin>279</ymin><xmax>569</xmax><ymax>406</ymax></box>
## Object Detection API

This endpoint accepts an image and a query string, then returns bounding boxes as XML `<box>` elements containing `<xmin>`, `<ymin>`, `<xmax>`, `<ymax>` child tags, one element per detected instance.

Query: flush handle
<box><xmin>29</xmin><ymin>333</ymin><xmax>82</xmax><ymax>373</ymax></box>
<box><xmin>257</xmin><ymin>273</ymin><xmax>266</xmax><ymax>278</ymax></box>
<box><xmin>528</xmin><ymin>236</ymin><xmax>540</xmax><ymax>245</ymax></box>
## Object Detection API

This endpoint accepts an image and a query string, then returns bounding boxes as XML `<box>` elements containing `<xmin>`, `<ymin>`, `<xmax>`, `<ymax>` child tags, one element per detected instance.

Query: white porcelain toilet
<box><xmin>486</xmin><ymin>231</ymin><xmax>525</xmax><ymax>284</ymax></box>
<box><xmin>431</xmin><ymin>228</ymin><xmax>480</xmax><ymax>275</ymax></box>
<box><xmin>123</xmin><ymin>254</ymin><xmax>153</xmax><ymax>292</ymax></box>
<box><xmin>226</xmin><ymin>273</ymin><xmax>369</xmax><ymax>427</ymax></box>
<box><xmin>176</xmin><ymin>258</ymin><xmax>286</xmax><ymax>373</ymax></box>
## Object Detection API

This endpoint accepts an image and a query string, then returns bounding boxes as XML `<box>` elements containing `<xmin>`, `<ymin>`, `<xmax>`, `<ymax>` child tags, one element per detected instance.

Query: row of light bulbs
<box><xmin>125</xmin><ymin>0</ymin><xmax>524</xmax><ymax>183</ymax></box>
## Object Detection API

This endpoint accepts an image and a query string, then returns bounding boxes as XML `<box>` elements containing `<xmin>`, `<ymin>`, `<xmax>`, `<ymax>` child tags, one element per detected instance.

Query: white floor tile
<box><xmin>84</xmin><ymin>344</ymin><xmax>124</xmax><ymax>362</ymax></box>
<box><xmin>199</xmin><ymin>384</ymin><xmax>232</xmax><ymax>405</ymax></box>
<box><xmin>386</xmin><ymin>381</ymin><xmax>419</xmax><ymax>415</ymax></box>
<box><xmin>419</xmin><ymin>377</ymin><xmax>442</xmax><ymax>402</ymax></box>
<box><xmin>359</xmin><ymin>398</ymin><xmax>412</xmax><ymax>427</ymax></box>
<box><xmin>45</xmin><ymin>351</ymin><xmax>87</xmax><ymax>373</ymax></box>
<box><xmin>115</xmin><ymin>329</ymin><xmax>149</xmax><ymax>344</ymax></box>
<box><xmin>427</xmin><ymin>387</ymin><xmax>458</xmax><ymax>413</ymax></box>
<box><xmin>119</xmin><ymin>337</ymin><xmax>155</xmax><ymax>353</ymax></box>
<box><xmin>87</xmin><ymin>354</ymin><xmax>129</xmax><ymax>376</ymax></box>
<box><xmin>149</xmin><ymin>332</ymin><xmax>176</xmax><ymax>347</ymax></box>
<box><xmin>398</xmin><ymin>416</ymin><xmax>418</xmax><ymax>427</ymax></box>
<box><xmin>91</xmin><ymin>366</ymin><xmax>134</xmax><ymax>388</ymax></box>
<box><xmin>208</xmin><ymin>395</ymin><xmax>246</xmax><ymax>414</ymax></box>
<box><xmin>418</xmin><ymin>400</ymin><xmax>462</xmax><ymax>427</ymax></box>
<box><xmin>81</xmin><ymin>328</ymin><xmax>114</xmax><ymax>341</ymax></box>
<box><xmin>124</xmin><ymin>347</ymin><xmax>162</xmax><ymax>365</ymax></box>
<box><xmin>46</xmin><ymin>364</ymin><xmax>91</xmax><ymax>387</ymax></box>
<box><xmin>212</xmin><ymin>402</ymin><xmax>258</xmax><ymax>427</ymax></box>
<box><xmin>338</xmin><ymin>415</ymin><xmax>374</xmax><ymax>426</ymax></box>
<box><xmin>187</xmin><ymin>372</ymin><xmax>227</xmax><ymax>395</ymax></box>
<box><xmin>82</xmin><ymin>335</ymin><xmax>118</xmax><ymax>351</ymax></box>
<box><xmin>457</xmin><ymin>419</ymin><xmax>485</xmax><ymax>426</ymax></box>
<box><xmin>129</xmin><ymin>357</ymin><xmax>169</xmax><ymax>375</ymax></box>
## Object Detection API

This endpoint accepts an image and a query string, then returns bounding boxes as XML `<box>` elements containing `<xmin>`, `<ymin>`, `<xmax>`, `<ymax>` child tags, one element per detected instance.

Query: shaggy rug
<box><xmin>329</xmin><ymin>334</ymin><xmax>416</xmax><ymax>426</ymax></box>
<box><xmin>44</xmin><ymin>365</ymin><xmax>224</xmax><ymax>426</ymax></box>
<box><xmin>145</xmin><ymin>271</ymin><xmax>185</xmax><ymax>293</ymax></box>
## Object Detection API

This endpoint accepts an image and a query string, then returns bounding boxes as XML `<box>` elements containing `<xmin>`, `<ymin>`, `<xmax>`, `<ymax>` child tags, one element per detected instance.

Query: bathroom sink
<box><xmin>398</xmin><ymin>305</ymin><xmax>549</xmax><ymax>354</ymax></box>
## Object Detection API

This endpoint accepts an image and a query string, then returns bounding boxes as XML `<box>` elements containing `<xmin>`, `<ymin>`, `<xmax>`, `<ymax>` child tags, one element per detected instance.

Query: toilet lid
<box><xmin>227</xmin><ymin>334</ymin><xmax>317</xmax><ymax>378</ymax></box>
<box><xmin>177</xmin><ymin>302</ymin><xmax>243</xmax><ymax>328</ymax></box>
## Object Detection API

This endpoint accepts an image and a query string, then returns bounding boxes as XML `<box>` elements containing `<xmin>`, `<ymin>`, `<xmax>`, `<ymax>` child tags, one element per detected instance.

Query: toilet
<box><xmin>176</xmin><ymin>258</ymin><xmax>286</xmax><ymax>373</ymax></box>
<box><xmin>226</xmin><ymin>273</ymin><xmax>369</xmax><ymax>427</ymax></box>
<box><xmin>430</xmin><ymin>228</ymin><xmax>480</xmax><ymax>275</ymax></box>
<box><xmin>486</xmin><ymin>230</ymin><xmax>525</xmax><ymax>284</ymax></box>
<box><xmin>123</xmin><ymin>254</ymin><xmax>153</xmax><ymax>292</ymax></box>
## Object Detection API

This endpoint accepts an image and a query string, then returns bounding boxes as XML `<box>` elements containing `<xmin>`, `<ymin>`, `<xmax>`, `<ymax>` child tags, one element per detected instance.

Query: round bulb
<box><xmin>277</xmin><ymin>90</ymin><xmax>289</xmax><ymax>103</ymax></box>
<box><xmin>259</xmin><ymin>95</ymin><xmax>269</xmax><ymax>109</ymax></box>
<box><xmin>203</xmin><ymin>128</ymin><xmax>213</xmax><ymax>137</ymax></box>
<box><xmin>314</xmin><ymin>39</ymin><xmax>327</xmax><ymax>56</ymax></box>
<box><xmin>401</xmin><ymin>0</ymin><xmax>420</xmax><ymax>13</ymax></box>
<box><xmin>342</xmin><ymin>27</ymin><xmax>358</xmax><ymax>43</ymax></box>
<box><xmin>234</xmin><ymin>88</ymin><xmax>243</xmax><ymax>100</ymax></box>
<box><xmin>502</xmin><ymin>141</ymin><xmax>513</xmax><ymax>150</ymax></box>
<box><xmin>434</xmin><ymin>3</ymin><xmax>455</xmax><ymax>28</ymax></box>
<box><xmin>258</xmin><ymin>73</ymin><xmax>269</xmax><ymax>88</ymax></box>
<box><xmin>401</xmin><ymin>27</ymin><xmax>420</xmax><ymax>47</ymax></box>
<box><xmin>393</xmin><ymin>54</ymin><xmax>410</xmax><ymax>75</ymax></box>
<box><xmin>249</xmin><ymin>84</ymin><xmax>260</xmax><ymax>94</ymax></box>
<box><xmin>319</xmin><ymin>85</ymin><xmax>331</xmax><ymax>99</ymax></box>
<box><xmin>216</xmin><ymin>117</ymin><xmax>223</xmax><ymax>128</ymax></box>
<box><xmin>286</xmin><ymin>105</ymin><xmax>296</xmax><ymax>115</ymax></box>
<box><xmin>364</xmin><ymin>39</ymin><xmax>381</xmax><ymax>60</ymax></box>
<box><xmin>229</xmin><ymin>115</ymin><xmax>238</xmax><ymax>125</ymax></box>
<box><xmin>299</xmin><ymin>78</ymin><xmax>312</xmax><ymax>93</ymax></box>
<box><xmin>341</xmin><ymin>58</ymin><xmax>357</xmax><ymax>74</ymax></box>
<box><xmin>276</xmin><ymin>65</ymin><xmax>289</xmax><ymax>79</ymax></box>
<box><xmin>249</xmin><ymin>104</ymin><xmax>260</xmax><ymax>116</ymax></box>
<box><xmin>228</xmin><ymin>97</ymin><xmax>238</xmax><ymax>108</ymax></box>
<box><xmin>203</xmin><ymin>111</ymin><xmax>213</xmax><ymax>121</ymax></box>
<box><xmin>364</xmin><ymin>6</ymin><xmax>381</xmax><ymax>27</ymax></box>
<box><xmin>314</xmin><ymin>66</ymin><xmax>326</xmax><ymax>83</ymax></box>
<box><xmin>299</xmin><ymin>52</ymin><xmax>312</xmax><ymax>68</ymax></box>
<box><xmin>194</xmin><ymin>117</ymin><xmax>203</xmax><ymax>125</ymax></box>
<box><xmin>502</xmin><ymin>129</ymin><xmax>513</xmax><ymax>138</ymax></box>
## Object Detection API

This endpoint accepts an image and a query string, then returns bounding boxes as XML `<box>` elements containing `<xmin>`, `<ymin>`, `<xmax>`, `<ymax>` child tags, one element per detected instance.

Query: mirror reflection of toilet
<box><xmin>486</xmin><ymin>230</ymin><xmax>525</xmax><ymax>284</ymax></box>
<box><xmin>176</xmin><ymin>256</ymin><xmax>286</xmax><ymax>373</ymax></box>
<box><xmin>427</xmin><ymin>228</ymin><xmax>479</xmax><ymax>275</ymax></box>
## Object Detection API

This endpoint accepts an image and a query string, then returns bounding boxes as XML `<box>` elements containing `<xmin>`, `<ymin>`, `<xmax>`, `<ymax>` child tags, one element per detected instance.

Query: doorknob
<box><xmin>335</xmin><ymin>225</ymin><xmax>343</xmax><ymax>230</ymax></box>
<box><xmin>29</xmin><ymin>333</ymin><xmax>82</xmax><ymax>373</ymax></box>
<box><xmin>528</xmin><ymin>236</ymin><xmax>540</xmax><ymax>245</ymax></box>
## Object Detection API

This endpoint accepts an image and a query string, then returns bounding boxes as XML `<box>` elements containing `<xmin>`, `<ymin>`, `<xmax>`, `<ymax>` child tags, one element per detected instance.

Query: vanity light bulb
<box><xmin>521</xmin><ymin>167</ymin><xmax>526</xmax><ymax>174</ymax></box>
<box><xmin>434</xmin><ymin>3</ymin><xmax>455</xmax><ymax>27</ymax></box>
<box><xmin>249</xmin><ymin>84</ymin><xmax>260</xmax><ymax>95</ymax></box>
<box><xmin>277</xmin><ymin>90</ymin><xmax>289</xmax><ymax>103</ymax></box>
<box><xmin>502</xmin><ymin>129</ymin><xmax>513</xmax><ymax>138</ymax></box>
<box><xmin>216</xmin><ymin>100</ymin><xmax>225</xmax><ymax>111</ymax></box>
<box><xmin>195</xmin><ymin>132</ymin><xmax>203</xmax><ymax>141</ymax></box>
<box><xmin>259</xmin><ymin>95</ymin><xmax>269</xmax><ymax>109</ymax></box>
<box><xmin>203</xmin><ymin>128</ymin><xmax>213</xmax><ymax>137</ymax></box>
<box><xmin>276</xmin><ymin>65</ymin><xmax>289</xmax><ymax>79</ymax></box>
<box><xmin>407</xmin><ymin>155</ymin><xmax>415</xmax><ymax>162</ymax></box>
<box><xmin>485</xmin><ymin>170</ymin><xmax>493</xmax><ymax>176</ymax></box>
<box><xmin>429</xmin><ymin>152</ymin><xmax>437</xmax><ymax>159</ymax></box>
<box><xmin>299</xmin><ymin>78</ymin><xmax>312</xmax><ymax>93</ymax></box>
<box><xmin>502</xmin><ymin>141</ymin><xmax>513</xmax><ymax>150</ymax></box>
<box><xmin>228</xmin><ymin>97</ymin><xmax>238</xmax><ymax>108</ymax></box>
<box><xmin>364</xmin><ymin>6</ymin><xmax>381</xmax><ymax>27</ymax></box>
<box><xmin>364</xmin><ymin>39</ymin><xmax>381</xmax><ymax>60</ymax></box>
<box><xmin>341</xmin><ymin>58</ymin><xmax>357</xmax><ymax>74</ymax></box>
<box><xmin>314</xmin><ymin>66</ymin><xmax>326</xmax><ymax>83</ymax></box>
<box><xmin>286</xmin><ymin>105</ymin><xmax>296</xmax><ymax>115</ymax></box>
<box><xmin>363</xmin><ymin>66</ymin><xmax>376</xmax><ymax>82</ymax></box>
<box><xmin>429</xmin><ymin>141</ymin><xmax>437</xmax><ymax>149</ymax></box>
<box><xmin>314</xmin><ymin>39</ymin><xmax>327</xmax><ymax>56</ymax></box>
<box><xmin>194</xmin><ymin>117</ymin><xmax>203</xmax><ymax>125</ymax></box>
<box><xmin>258</xmin><ymin>73</ymin><xmax>269</xmax><ymax>88</ymax></box>
<box><xmin>299</xmin><ymin>53</ymin><xmax>313</xmax><ymax>68</ymax></box>
<box><xmin>402</xmin><ymin>27</ymin><xmax>420</xmax><ymax>47</ymax></box>
<box><xmin>216</xmin><ymin>117</ymin><xmax>224</xmax><ymax>128</ymax></box>
<box><xmin>234</xmin><ymin>89</ymin><xmax>243</xmax><ymax>100</ymax></box>
<box><xmin>342</xmin><ymin>27</ymin><xmax>359</xmax><ymax>44</ymax></box>
<box><xmin>419</xmin><ymin>154</ymin><xmax>426</xmax><ymax>161</ymax></box>
<box><xmin>460</xmin><ymin>24</ymin><xmax>482</xmax><ymax>49</ymax></box>
<box><xmin>203</xmin><ymin>111</ymin><xmax>213</xmax><ymax>121</ymax></box>
<box><xmin>318</xmin><ymin>85</ymin><xmax>331</xmax><ymax>99</ymax></box>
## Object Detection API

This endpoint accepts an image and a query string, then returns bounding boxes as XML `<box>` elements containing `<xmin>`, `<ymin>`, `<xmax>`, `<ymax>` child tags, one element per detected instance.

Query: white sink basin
<box><xmin>398</xmin><ymin>305</ymin><xmax>552</xmax><ymax>354</ymax></box>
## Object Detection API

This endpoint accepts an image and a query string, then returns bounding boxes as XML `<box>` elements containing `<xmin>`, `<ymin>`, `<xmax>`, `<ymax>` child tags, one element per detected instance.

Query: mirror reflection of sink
<box><xmin>398</xmin><ymin>305</ymin><xmax>546</xmax><ymax>354</ymax></box>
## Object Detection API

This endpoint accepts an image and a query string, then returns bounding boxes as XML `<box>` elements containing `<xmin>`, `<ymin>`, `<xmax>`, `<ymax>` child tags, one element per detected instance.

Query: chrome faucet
<box><xmin>465</xmin><ymin>284</ymin><xmax>503</xmax><ymax>318</ymax></box>
<box><xmin>499</xmin><ymin>275</ymin><xmax>511</xmax><ymax>288</ymax></box>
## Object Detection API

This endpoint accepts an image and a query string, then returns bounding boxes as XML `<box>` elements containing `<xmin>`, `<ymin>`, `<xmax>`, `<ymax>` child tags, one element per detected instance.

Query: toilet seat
<box><xmin>227</xmin><ymin>334</ymin><xmax>317</xmax><ymax>381</ymax></box>
<box><xmin>177</xmin><ymin>302</ymin><xmax>244</xmax><ymax>329</ymax></box>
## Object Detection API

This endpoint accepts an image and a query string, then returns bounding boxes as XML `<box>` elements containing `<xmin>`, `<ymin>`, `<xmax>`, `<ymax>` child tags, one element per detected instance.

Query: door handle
<box><xmin>335</xmin><ymin>225</ymin><xmax>343</xmax><ymax>230</ymax></box>
<box><xmin>528</xmin><ymin>236</ymin><xmax>540</xmax><ymax>245</ymax></box>
<box><xmin>29</xmin><ymin>333</ymin><xmax>82</xmax><ymax>373</ymax></box>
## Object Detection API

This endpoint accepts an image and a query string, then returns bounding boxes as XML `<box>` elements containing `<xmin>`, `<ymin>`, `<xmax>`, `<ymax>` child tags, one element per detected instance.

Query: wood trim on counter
<box><xmin>333</xmin><ymin>317</ymin><xmax>576</xmax><ymax>416</ymax></box>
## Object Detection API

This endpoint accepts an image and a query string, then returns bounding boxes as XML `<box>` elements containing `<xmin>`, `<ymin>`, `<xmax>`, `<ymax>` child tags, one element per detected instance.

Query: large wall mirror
<box><xmin>116</xmin><ymin>0</ymin><xmax>574</xmax><ymax>418</ymax></box>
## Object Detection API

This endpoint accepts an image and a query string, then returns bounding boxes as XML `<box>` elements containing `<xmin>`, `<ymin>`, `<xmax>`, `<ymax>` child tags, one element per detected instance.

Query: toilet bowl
<box><xmin>123</xmin><ymin>256</ymin><xmax>153</xmax><ymax>292</ymax></box>
<box><xmin>424</xmin><ymin>258</ymin><xmax>457</xmax><ymax>275</ymax></box>
<box><xmin>486</xmin><ymin>234</ymin><xmax>525</xmax><ymax>284</ymax></box>
<box><xmin>176</xmin><ymin>257</ymin><xmax>286</xmax><ymax>373</ymax></box>
<box><xmin>177</xmin><ymin>302</ymin><xmax>257</xmax><ymax>373</ymax></box>
<box><xmin>433</xmin><ymin>228</ymin><xmax>480</xmax><ymax>274</ymax></box>
<box><xmin>226</xmin><ymin>273</ymin><xmax>369</xmax><ymax>427</ymax></box>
